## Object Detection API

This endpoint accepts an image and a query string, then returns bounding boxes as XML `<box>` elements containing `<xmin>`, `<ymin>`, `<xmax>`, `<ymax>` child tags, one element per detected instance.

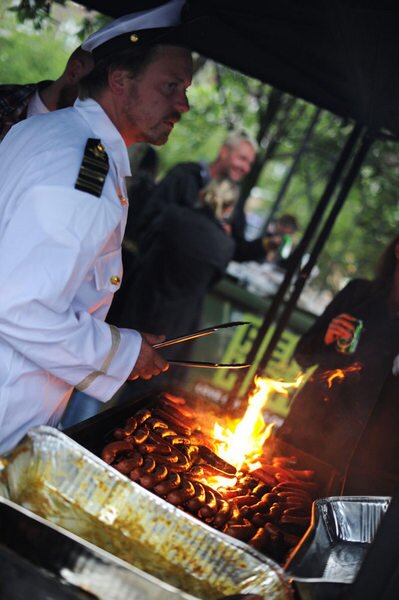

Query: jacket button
<box><xmin>110</xmin><ymin>275</ymin><xmax>120</xmax><ymax>285</ymax></box>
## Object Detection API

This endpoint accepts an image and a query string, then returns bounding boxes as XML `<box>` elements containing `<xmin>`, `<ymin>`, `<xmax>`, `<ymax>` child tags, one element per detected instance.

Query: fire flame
<box><xmin>210</xmin><ymin>374</ymin><xmax>304</xmax><ymax>488</ymax></box>
<box><xmin>322</xmin><ymin>362</ymin><xmax>362</xmax><ymax>388</ymax></box>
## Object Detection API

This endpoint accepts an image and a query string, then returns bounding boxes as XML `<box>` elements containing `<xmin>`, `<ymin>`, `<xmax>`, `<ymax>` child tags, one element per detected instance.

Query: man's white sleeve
<box><xmin>0</xmin><ymin>185</ymin><xmax>140</xmax><ymax>401</ymax></box>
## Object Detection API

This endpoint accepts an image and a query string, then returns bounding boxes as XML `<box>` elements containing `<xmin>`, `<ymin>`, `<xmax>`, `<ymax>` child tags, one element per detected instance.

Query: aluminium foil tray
<box><xmin>284</xmin><ymin>496</ymin><xmax>390</xmax><ymax>600</ymax></box>
<box><xmin>0</xmin><ymin>426</ymin><xmax>293</xmax><ymax>600</ymax></box>
<box><xmin>0</xmin><ymin>497</ymin><xmax>198</xmax><ymax>600</ymax></box>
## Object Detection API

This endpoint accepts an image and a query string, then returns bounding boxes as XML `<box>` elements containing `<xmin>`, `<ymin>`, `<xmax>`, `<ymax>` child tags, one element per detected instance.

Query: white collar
<box><xmin>27</xmin><ymin>89</ymin><xmax>50</xmax><ymax>117</ymax></box>
<box><xmin>74</xmin><ymin>98</ymin><xmax>131</xmax><ymax>177</ymax></box>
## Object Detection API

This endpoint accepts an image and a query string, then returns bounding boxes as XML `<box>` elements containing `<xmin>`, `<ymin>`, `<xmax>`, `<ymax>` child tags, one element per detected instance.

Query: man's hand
<box><xmin>324</xmin><ymin>313</ymin><xmax>357</xmax><ymax>346</ymax></box>
<box><xmin>128</xmin><ymin>333</ymin><xmax>169</xmax><ymax>381</ymax></box>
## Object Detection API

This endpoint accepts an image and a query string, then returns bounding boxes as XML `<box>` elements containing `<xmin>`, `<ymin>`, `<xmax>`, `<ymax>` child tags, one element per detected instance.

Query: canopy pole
<box><xmin>226</xmin><ymin>122</ymin><xmax>364</xmax><ymax>407</ymax></box>
<box><xmin>262</xmin><ymin>106</ymin><xmax>322</xmax><ymax>235</ymax></box>
<box><xmin>253</xmin><ymin>128</ymin><xmax>374</xmax><ymax>381</ymax></box>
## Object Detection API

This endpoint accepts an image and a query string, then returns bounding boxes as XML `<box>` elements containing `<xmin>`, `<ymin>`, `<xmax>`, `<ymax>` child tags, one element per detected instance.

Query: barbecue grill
<box><xmin>0</xmin><ymin>387</ymin><xmax>390</xmax><ymax>600</ymax></box>
<box><xmin>64</xmin><ymin>391</ymin><xmax>336</xmax><ymax>561</ymax></box>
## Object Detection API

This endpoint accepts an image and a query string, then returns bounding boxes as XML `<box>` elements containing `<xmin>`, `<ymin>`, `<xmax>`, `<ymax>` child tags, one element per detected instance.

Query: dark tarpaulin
<box><xmin>74</xmin><ymin>0</ymin><xmax>399</xmax><ymax>137</ymax></box>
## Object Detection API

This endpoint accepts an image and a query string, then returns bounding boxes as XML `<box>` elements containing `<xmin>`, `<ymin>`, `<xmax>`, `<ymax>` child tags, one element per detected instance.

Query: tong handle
<box><xmin>168</xmin><ymin>360</ymin><xmax>251</xmax><ymax>369</ymax></box>
<box><xmin>152</xmin><ymin>320</ymin><xmax>250</xmax><ymax>350</ymax></box>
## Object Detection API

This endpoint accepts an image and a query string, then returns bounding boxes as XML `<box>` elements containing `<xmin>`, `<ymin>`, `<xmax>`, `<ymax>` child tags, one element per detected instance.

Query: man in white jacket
<box><xmin>0</xmin><ymin>0</ymin><xmax>192</xmax><ymax>453</ymax></box>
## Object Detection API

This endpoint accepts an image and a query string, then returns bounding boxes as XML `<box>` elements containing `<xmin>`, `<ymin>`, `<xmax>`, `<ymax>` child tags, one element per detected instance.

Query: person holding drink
<box><xmin>278</xmin><ymin>233</ymin><xmax>399</xmax><ymax>494</ymax></box>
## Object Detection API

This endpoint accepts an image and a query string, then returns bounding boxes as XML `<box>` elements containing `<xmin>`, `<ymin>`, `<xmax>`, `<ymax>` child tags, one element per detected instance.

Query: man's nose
<box><xmin>176</xmin><ymin>92</ymin><xmax>190</xmax><ymax>113</ymax></box>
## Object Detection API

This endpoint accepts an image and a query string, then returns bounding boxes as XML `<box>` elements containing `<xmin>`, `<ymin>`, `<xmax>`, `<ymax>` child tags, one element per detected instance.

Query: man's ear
<box><xmin>65</xmin><ymin>59</ymin><xmax>83</xmax><ymax>83</ymax></box>
<box><xmin>107</xmin><ymin>69</ymin><xmax>130</xmax><ymax>95</ymax></box>
<box><xmin>66</xmin><ymin>57</ymin><xmax>94</xmax><ymax>83</ymax></box>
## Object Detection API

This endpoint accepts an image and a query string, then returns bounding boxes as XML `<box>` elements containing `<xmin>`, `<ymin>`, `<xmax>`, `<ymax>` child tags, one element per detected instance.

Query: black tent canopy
<box><xmin>76</xmin><ymin>0</ymin><xmax>399</xmax><ymax>139</ymax></box>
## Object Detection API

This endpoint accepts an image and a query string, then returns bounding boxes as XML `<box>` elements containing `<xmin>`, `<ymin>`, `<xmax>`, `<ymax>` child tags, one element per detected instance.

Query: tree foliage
<box><xmin>0</xmin><ymin>0</ymin><xmax>82</xmax><ymax>82</ymax></box>
<box><xmin>3</xmin><ymin>0</ymin><xmax>399</xmax><ymax>299</ymax></box>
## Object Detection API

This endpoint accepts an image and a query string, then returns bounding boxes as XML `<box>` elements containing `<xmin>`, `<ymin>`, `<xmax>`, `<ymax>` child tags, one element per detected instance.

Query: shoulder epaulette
<box><xmin>75</xmin><ymin>138</ymin><xmax>109</xmax><ymax>197</ymax></box>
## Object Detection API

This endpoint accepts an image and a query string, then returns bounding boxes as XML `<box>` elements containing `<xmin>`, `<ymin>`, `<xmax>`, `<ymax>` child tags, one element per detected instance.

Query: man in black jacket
<box><xmin>135</xmin><ymin>131</ymin><xmax>275</xmax><ymax>261</ymax></box>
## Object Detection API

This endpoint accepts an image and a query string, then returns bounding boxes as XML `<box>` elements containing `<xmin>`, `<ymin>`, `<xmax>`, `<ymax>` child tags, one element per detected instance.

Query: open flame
<box><xmin>210</xmin><ymin>374</ymin><xmax>304</xmax><ymax>488</ymax></box>
<box><xmin>321</xmin><ymin>362</ymin><xmax>363</xmax><ymax>388</ymax></box>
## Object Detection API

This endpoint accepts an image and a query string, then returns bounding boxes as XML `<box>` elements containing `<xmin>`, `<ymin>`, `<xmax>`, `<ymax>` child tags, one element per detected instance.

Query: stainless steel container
<box><xmin>284</xmin><ymin>496</ymin><xmax>390</xmax><ymax>599</ymax></box>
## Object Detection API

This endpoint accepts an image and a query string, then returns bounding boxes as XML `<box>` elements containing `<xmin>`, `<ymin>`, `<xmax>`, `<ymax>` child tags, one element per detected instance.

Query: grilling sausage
<box><xmin>277</xmin><ymin>490</ymin><xmax>312</xmax><ymax>504</ymax></box>
<box><xmin>231</xmin><ymin>494</ymin><xmax>259</xmax><ymax>508</ymax></box>
<box><xmin>130</xmin><ymin>425</ymin><xmax>150</xmax><ymax>445</ymax></box>
<box><xmin>141</xmin><ymin>455</ymin><xmax>157</xmax><ymax>473</ymax></box>
<box><xmin>162</xmin><ymin>392</ymin><xmax>188</xmax><ymax>406</ymax></box>
<box><xmin>198</xmin><ymin>484</ymin><xmax>219</xmax><ymax>519</ymax></box>
<box><xmin>250</xmin><ymin>468</ymin><xmax>276</xmax><ymax>487</ymax></box>
<box><xmin>248</xmin><ymin>526</ymin><xmax>271</xmax><ymax>551</ymax></box>
<box><xmin>152</xmin><ymin>408</ymin><xmax>192</xmax><ymax>436</ymax></box>
<box><xmin>166</xmin><ymin>477</ymin><xmax>196</xmax><ymax>505</ymax></box>
<box><xmin>101</xmin><ymin>440</ymin><xmax>134</xmax><ymax>464</ymax></box>
<box><xmin>146</xmin><ymin>418</ymin><xmax>169</xmax><ymax>431</ymax></box>
<box><xmin>275</xmin><ymin>469</ymin><xmax>315</xmax><ymax>483</ymax></box>
<box><xmin>113</xmin><ymin>416</ymin><xmax>138</xmax><ymax>439</ymax></box>
<box><xmin>159</xmin><ymin>397</ymin><xmax>196</xmax><ymax>422</ymax></box>
<box><xmin>134</xmin><ymin>408</ymin><xmax>152</xmax><ymax>425</ymax></box>
<box><xmin>185</xmin><ymin>481</ymin><xmax>207</xmax><ymax>512</ymax></box>
<box><xmin>140</xmin><ymin>442</ymin><xmax>172</xmax><ymax>456</ymax></box>
<box><xmin>251</xmin><ymin>512</ymin><xmax>269</xmax><ymax>528</ymax></box>
<box><xmin>140</xmin><ymin>465</ymin><xmax>169</xmax><ymax>489</ymax></box>
<box><xmin>280</xmin><ymin>513</ymin><xmax>310</xmax><ymax>527</ymax></box>
<box><xmin>213</xmin><ymin>499</ymin><xmax>233</xmax><ymax>528</ymax></box>
<box><xmin>252</xmin><ymin>483</ymin><xmax>271</xmax><ymax>498</ymax></box>
<box><xmin>271</xmin><ymin>455</ymin><xmax>297</xmax><ymax>468</ymax></box>
<box><xmin>114</xmin><ymin>453</ymin><xmax>143</xmax><ymax>474</ymax></box>
<box><xmin>225</xmin><ymin>521</ymin><xmax>257</xmax><ymax>541</ymax></box>
<box><xmin>153</xmin><ymin>472</ymin><xmax>181</xmax><ymax>496</ymax></box>
<box><xmin>273</xmin><ymin>480</ymin><xmax>318</xmax><ymax>493</ymax></box>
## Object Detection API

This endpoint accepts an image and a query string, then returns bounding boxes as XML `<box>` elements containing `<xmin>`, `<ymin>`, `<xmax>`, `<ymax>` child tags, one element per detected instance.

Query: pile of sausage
<box><xmin>100</xmin><ymin>392</ymin><xmax>319</xmax><ymax>563</ymax></box>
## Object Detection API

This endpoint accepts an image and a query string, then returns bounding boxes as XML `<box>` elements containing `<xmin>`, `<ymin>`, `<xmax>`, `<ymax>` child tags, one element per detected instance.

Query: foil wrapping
<box><xmin>0</xmin><ymin>497</ymin><xmax>198</xmax><ymax>600</ymax></box>
<box><xmin>0</xmin><ymin>426</ymin><xmax>293</xmax><ymax>600</ymax></box>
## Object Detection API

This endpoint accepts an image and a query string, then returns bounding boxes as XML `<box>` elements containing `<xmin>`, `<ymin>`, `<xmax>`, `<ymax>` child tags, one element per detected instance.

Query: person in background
<box><xmin>0</xmin><ymin>46</ymin><xmax>94</xmax><ymax>140</ymax></box>
<box><xmin>135</xmin><ymin>131</ymin><xmax>259</xmax><ymax>252</ymax></box>
<box><xmin>265</xmin><ymin>213</ymin><xmax>299</xmax><ymax>267</ymax></box>
<box><xmin>112</xmin><ymin>178</ymin><xmax>240</xmax><ymax>340</ymax></box>
<box><xmin>107</xmin><ymin>178</ymin><xmax>241</xmax><ymax>405</ymax></box>
<box><xmin>0</xmin><ymin>0</ymin><xmax>192</xmax><ymax>453</ymax></box>
<box><xmin>109</xmin><ymin>132</ymin><xmax>283</xmax><ymax>326</ymax></box>
<box><xmin>278</xmin><ymin>233</ymin><xmax>399</xmax><ymax>495</ymax></box>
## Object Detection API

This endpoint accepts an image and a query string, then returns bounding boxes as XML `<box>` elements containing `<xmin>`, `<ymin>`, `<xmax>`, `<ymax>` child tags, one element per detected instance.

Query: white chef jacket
<box><xmin>0</xmin><ymin>98</ymin><xmax>142</xmax><ymax>453</ymax></box>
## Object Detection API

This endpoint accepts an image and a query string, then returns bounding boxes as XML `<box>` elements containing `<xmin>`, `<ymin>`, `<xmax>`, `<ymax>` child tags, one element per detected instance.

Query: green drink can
<box><xmin>336</xmin><ymin>319</ymin><xmax>363</xmax><ymax>354</ymax></box>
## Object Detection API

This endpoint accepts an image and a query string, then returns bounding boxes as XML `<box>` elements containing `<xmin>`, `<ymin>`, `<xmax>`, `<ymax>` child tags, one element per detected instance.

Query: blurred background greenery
<box><xmin>2</xmin><ymin>0</ymin><xmax>399</xmax><ymax>306</ymax></box>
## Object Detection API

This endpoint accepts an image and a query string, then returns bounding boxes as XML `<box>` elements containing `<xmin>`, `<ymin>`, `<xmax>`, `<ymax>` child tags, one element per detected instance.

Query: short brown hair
<box><xmin>79</xmin><ymin>45</ymin><xmax>161</xmax><ymax>100</ymax></box>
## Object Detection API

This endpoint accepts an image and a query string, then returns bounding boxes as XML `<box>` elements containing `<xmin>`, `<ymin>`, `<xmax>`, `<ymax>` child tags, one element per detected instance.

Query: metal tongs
<box><xmin>153</xmin><ymin>321</ymin><xmax>251</xmax><ymax>369</ymax></box>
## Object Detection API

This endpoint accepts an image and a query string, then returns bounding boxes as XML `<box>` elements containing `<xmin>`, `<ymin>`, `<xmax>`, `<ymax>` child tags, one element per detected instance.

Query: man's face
<box><xmin>276</xmin><ymin>222</ymin><xmax>296</xmax><ymax>236</ymax></box>
<box><xmin>119</xmin><ymin>46</ymin><xmax>192</xmax><ymax>146</ymax></box>
<box><xmin>220</xmin><ymin>141</ymin><xmax>256</xmax><ymax>182</ymax></box>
